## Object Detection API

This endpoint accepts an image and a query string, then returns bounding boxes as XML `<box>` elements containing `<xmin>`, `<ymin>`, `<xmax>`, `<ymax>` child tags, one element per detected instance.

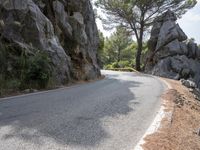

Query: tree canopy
<box><xmin>95</xmin><ymin>0</ymin><xmax>197</xmax><ymax>71</ymax></box>
<box><xmin>98</xmin><ymin>26</ymin><xmax>138</xmax><ymax>69</ymax></box>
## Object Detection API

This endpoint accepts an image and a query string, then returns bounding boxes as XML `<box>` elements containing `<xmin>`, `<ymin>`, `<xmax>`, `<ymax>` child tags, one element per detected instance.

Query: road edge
<box><xmin>134</xmin><ymin>77</ymin><xmax>173</xmax><ymax>150</ymax></box>
<box><xmin>0</xmin><ymin>77</ymin><xmax>105</xmax><ymax>101</ymax></box>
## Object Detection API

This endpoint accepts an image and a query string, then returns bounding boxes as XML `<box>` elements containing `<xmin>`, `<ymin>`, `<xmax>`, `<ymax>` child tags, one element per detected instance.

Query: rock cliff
<box><xmin>0</xmin><ymin>0</ymin><xmax>100</xmax><ymax>85</ymax></box>
<box><xmin>145</xmin><ymin>10</ymin><xmax>200</xmax><ymax>88</ymax></box>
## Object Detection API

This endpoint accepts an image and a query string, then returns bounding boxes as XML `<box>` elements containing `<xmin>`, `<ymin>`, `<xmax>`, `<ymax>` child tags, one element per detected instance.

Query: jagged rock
<box><xmin>145</xmin><ymin>10</ymin><xmax>200</xmax><ymax>88</ymax></box>
<box><xmin>181</xmin><ymin>68</ymin><xmax>191</xmax><ymax>79</ymax></box>
<box><xmin>187</xmin><ymin>41</ymin><xmax>199</xmax><ymax>58</ymax></box>
<box><xmin>53</xmin><ymin>0</ymin><xmax>73</xmax><ymax>38</ymax></box>
<box><xmin>197</xmin><ymin>48</ymin><xmax>200</xmax><ymax>59</ymax></box>
<box><xmin>24</xmin><ymin>89</ymin><xmax>38</xmax><ymax>93</ymax></box>
<box><xmin>151</xmin><ymin>57</ymin><xmax>178</xmax><ymax>79</ymax></box>
<box><xmin>181</xmin><ymin>79</ymin><xmax>197</xmax><ymax>89</ymax></box>
<box><xmin>0</xmin><ymin>0</ymin><xmax>72</xmax><ymax>84</ymax></box>
<box><xmin>193</xmin><ymin>88</ymin><xmax>200</xmax><ymax>101</ymax></box>
<box><xmin>0</xmin><ymin>0</ymin><xmax>100</xmax><ymax>85</ymax></box>
<box><xmin>156</xmin><ymin>39</ymin><xmax>186</xmax><ymax>59</ymax></box>
<box><xmin>176</xmin><ymin>24</ymin><xmax>188</xmax><ymax>42</ymax></box>
<box><xmin>69</xmin><ymin>12</ymin><xmax>88</xmax><ymax>45</ymax></box>
<box><xmin>73</xmin><ymin>12</ymin><xmax>84</xmax><ymax>25</ymax></box>
<box><xmin>51</xmin><ymin>0</ymin><xmax>100</xmax><ymax>80</ymax></box>
<box><xmin>180</xmin><ymin>42</ymin><xmax>189</xmax><ymax>55</ymax></box>
<box><xmin>155</xmin><ymin>10</ymin><xmax>187</xmax><ymax>51</ymax></box>
<box><xmin>0</xmin><ymin>20</ymin><xmax>5</xmax><ymax>32</ymax></box>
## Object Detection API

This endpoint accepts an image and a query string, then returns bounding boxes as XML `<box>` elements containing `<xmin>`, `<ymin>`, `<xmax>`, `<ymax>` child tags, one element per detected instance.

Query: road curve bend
<box><xmin>0</xmin><ymin>70</ymin><xmax>166</xmax><ymax>150</ymax></box>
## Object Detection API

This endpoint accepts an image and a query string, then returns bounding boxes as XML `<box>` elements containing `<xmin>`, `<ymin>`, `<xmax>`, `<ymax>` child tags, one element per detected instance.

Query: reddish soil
<box><xmin>143</xmin><ymin>78</ymin><xmax>200</xmax><ymax>150</ymax></box>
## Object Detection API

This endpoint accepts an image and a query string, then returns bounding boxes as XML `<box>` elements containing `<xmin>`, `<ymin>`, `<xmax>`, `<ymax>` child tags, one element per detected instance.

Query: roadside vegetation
<box><xmin>0</xmin><ymin>40</ymin><xmax>52</xmax><ymax>97</ymax></box>
<box><xmin>98</xmin><ymin>26</ymin><xmax>148</xmax><ymax>71</ymax></box>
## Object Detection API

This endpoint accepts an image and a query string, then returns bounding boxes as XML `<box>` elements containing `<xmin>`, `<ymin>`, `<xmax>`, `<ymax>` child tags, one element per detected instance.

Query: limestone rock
<box><xmin>53</xmin><ymin>0</ymin><xmax>73</xmax><ymax>38</ymax></box>
<box><xmin>187</xmin><ymin>41</ymin><xmax>199</xmax><ymax>58</ymax></box>
<box><xmin>192</xmin><ymin>88</ymin><xmax>200</xmax><ymax>101</ymax></box>
<box><xmin>181</xmin><ymin>79</ymin><xmax>197</xmax><ymax>89</ymax></box>
<box><xmin>145</xmin><ymin>10</ymin><xmax>200</xmax><ymax>88</ymax></box>
<box><xmin>154</xmin><ymin>10</ymin><xmax>187</xmax><ymax>51</ymax></box>
<box><xmin>0</xmin><ymin>0</ymin><xmax>100</xmax><ymax>85</ymax></box>
<box><xmin>0</xmin><ymin>0</ymin><xmax>72</xmax><ymax>84</ymax></box>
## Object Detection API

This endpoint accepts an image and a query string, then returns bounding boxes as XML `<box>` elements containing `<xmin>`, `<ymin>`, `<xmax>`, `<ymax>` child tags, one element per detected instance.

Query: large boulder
<box><xmin>0</xmin><ymin>0</ymin><xmax>100</xmax><ymax>85</ymax></box>
<box><xmin>145</xmin><ymin>10</ymin><xmax>200</xmax><ymax>88</ymax></box>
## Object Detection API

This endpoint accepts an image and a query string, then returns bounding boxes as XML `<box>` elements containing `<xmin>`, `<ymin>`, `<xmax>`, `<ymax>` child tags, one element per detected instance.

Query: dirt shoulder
<box><xmin>142</xmin><ymin>78</ymin><xmax>200</xmax><ymax>150</ymax></box>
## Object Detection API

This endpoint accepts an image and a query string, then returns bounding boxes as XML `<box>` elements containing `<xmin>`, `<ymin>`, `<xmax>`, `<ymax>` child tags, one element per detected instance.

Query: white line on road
<box><xmin>134</xmin><ymin>77</ymin><xmax>172</xmax><ymax>150</ymax></box>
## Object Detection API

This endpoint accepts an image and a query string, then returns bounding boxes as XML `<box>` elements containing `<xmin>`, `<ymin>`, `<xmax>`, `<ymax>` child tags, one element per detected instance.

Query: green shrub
<box><xmin>118</xmin><ymin>60</ymin><xmax>130</xmax><ymax>68</ymax></box>
<box><xmin>0</xmin><ymin>74</ymin><xmax>5</xmax><ymax>96</ymax></box>
<box><xmin>6</xmin><ymin>79</ymin><xmax>21</xmax><ymax>90</ymax></box>
<box><xmin>111</xmin><ymin>62</ymin><xmax>119</xmax><ymax>68</ymax></box>
<box><xmin>23</xmin><ymin>51</ymin><xmax>52</xmax><ymax>89</ymax></box>
<box><xmin>0</xmin><ymin>43</ymin><xmax>7</xmax><ymax>74</ymax></box>
<box><xmin>103</xmin><ymin>60</ymin><xmax>137</xmax><ymax>72</ymax></box>
<box><xmin>108</xmin><ymin>67</ymin><xmax>137</xmax><ymax>72</ymax></box>
<box><xmin>0</xmin><ymin>75</ymin><xmax>21</xmax><ymax>96</ymax></box>
<box><xmin>104</xmin><ymin>60</ymin><xmax>134</xmax><ymax>69</ymax></box>
<box><xmin>104</xmin><ymin>64</ymin><xmax>113</xmax><ymax>69</ymax></box>
<box><xmin>0</xmin><ymin>42</ymin><xmax>53</xmax><ymax>96</ymax></box>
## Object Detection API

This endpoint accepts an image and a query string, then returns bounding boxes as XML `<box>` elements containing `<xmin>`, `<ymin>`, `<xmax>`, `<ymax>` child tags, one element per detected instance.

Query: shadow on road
<box><xmin>0</xmin><ymin>72</ymin><xmax>142</xmax><ymax>148</ymax></box>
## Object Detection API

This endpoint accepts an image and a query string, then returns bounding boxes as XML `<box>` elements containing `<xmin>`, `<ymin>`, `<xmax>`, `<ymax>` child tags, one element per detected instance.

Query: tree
<box><xmin>95</xmin><ymin>0</ymin><xmax>197</xmax><ymax>71</ymax></box>
<box><xmin>97</xmin><ymin>31</ymin><xmax>105</xmax><ymax>68</ymax></box>
<box><xmin>103</xmin><ymin>26</ymin><xmax>134</xmax><ymax>65</ymax></box>
<box><xmin>111</xmin><ymin>26</ymin><xmax>133</xmax><ymax>62</ymax></box>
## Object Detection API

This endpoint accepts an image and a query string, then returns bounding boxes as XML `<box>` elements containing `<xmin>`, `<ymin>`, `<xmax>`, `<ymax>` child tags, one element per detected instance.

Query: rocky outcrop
<box><xmin>0</xmin><ymin>0</ymin><xmax>100</xmax><ymax>85</ymax></box>
<box><xmin>145</xmin><ymin>10</ymin><xmax>200</xmax><ymax>88</ymax></box>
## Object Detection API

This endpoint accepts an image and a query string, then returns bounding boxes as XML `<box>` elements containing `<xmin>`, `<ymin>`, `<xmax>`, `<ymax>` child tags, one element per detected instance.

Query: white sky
<box><xmin>178</xmin><ymin>0</ymin><xmax>200</xmax><ymax>43</ymax></box>
<box><xmin>94</xmin><ymin>0</ymin><xmax>200</xmax><ymax>44</ymax></box>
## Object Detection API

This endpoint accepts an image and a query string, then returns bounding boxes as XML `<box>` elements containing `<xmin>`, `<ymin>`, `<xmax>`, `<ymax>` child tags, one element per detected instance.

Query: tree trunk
<box><xmin>117</xmin><ymin>47</ymin><xmax>121</xmax><ymax>62</ymax></box>
<box><xmin>135</xmin><ymin>20</ymin><xmax>144</xmax><ymax>71</ymax></box>
<box><xmin>135</xmin><ymin>40</ymin><xmax>142</xmax><ymax>71</ymax></box>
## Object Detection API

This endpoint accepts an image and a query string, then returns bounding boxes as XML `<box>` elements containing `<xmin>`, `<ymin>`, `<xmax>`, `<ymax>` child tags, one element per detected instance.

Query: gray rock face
<box><xmin>180</xmin><ymin>79</ymin><xmax>197</xmax><ymax>89</ymax></box>
<box><xmin>146</xmin><ymin>10</ymin><xmax>200</xmax><ymax>88</ymax></box>
<box><xmin>0</xmin><ymin>0</ymin><xmax>100</xmax><ymax>84</ymax></box>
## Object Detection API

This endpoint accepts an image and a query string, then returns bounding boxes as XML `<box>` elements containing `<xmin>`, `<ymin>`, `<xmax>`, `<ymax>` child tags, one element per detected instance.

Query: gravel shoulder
<box><xmin>142</xmin><ymin>78</ymin><xmax>200</xmax><ymax>150</ymax></box>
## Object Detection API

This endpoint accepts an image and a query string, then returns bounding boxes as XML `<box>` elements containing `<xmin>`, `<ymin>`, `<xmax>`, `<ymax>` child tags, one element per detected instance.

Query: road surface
<box><xmin>0</xmin><ymin>70</ymin><xmax>166</xmax><ymax>150</ymax></box>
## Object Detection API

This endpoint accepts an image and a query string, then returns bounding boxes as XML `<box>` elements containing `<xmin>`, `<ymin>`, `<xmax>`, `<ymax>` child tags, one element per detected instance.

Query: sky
<box><xmin>178</xmin><ymin>0</ymin><xmax>200</xmax><ymax>44</ymax></box>
<box><xmin>94</xmin><ymin>0</ymin><xmax>200</xmax><ymax>44</ymax></box>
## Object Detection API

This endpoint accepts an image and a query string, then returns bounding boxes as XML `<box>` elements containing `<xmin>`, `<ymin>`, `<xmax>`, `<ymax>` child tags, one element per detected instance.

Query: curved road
<box><xmin>0</xmin><ymin>70</ymin><xmax>166</xmax><ymax>150</ymax></box>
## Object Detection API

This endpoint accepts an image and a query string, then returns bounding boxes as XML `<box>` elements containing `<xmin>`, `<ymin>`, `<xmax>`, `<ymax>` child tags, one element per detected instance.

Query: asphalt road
<box><xmin>0</xmin><ymin>70</ymin><xmax>166</xmax><ymax>150</ymax></box>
